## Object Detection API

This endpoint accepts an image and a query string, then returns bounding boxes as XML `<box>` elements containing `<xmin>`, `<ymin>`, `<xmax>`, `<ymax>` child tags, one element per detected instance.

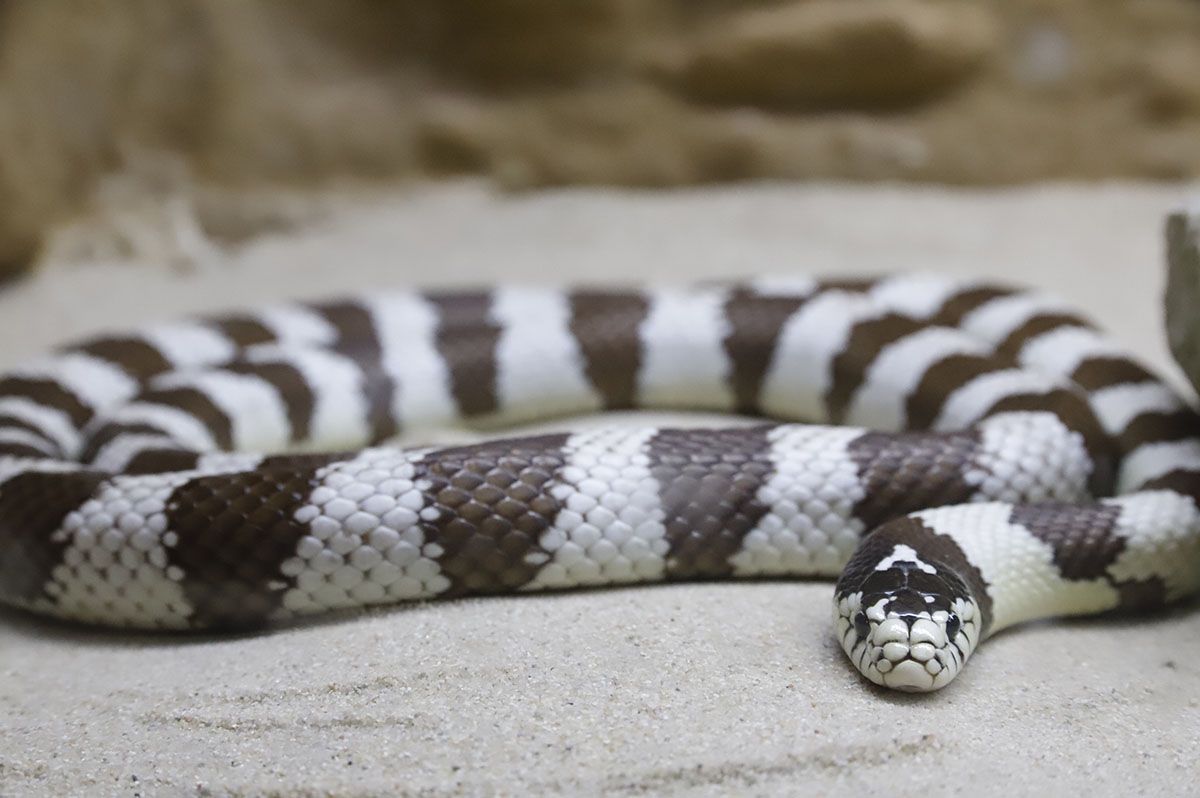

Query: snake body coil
<box><xmin>1</xmin><ymin>275</ymin><xmax>1198</xmax><ymax>692</ymax></box>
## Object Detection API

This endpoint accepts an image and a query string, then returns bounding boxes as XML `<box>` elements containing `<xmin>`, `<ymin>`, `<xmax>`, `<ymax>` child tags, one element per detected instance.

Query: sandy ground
<box><xmin>2</xmin><ymin>182</ymin><xmax>1200</xmax><ymax>797</ymax></box>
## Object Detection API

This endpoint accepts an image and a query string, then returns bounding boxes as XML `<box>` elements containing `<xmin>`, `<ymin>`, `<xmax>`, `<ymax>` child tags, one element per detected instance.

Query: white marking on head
<box><xmin>874</xmin><ymin>544</ymin><xmax>937</xmax><ymax>574</ymax></box>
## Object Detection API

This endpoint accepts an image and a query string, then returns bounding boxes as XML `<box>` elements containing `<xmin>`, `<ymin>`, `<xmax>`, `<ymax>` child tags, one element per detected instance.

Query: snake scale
<box><xmin>1</xmin><ymin>274</ymin><xmax>1198</xmax><ymax>692</ymax></box>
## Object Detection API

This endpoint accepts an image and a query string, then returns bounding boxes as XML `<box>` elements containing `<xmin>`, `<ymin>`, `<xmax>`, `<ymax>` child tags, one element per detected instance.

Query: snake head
<box><xmin>834</xmin><ymin>542</ymin><xmax>982</xmax><ymax>692</ymax></box>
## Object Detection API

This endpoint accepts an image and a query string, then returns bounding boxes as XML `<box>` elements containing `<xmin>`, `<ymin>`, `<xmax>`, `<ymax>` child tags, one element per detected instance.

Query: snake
<box><xmin>1</xmin><ymin>273</ymin><xmax>1198</xmax><ymax>693</ymax></box>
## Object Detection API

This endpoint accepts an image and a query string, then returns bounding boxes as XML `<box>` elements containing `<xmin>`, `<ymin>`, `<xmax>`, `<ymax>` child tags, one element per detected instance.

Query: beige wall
<box><xmin>2</xmin><ymin>0</ymin><xmax>1199</xmax><ymax>276</ymax></box>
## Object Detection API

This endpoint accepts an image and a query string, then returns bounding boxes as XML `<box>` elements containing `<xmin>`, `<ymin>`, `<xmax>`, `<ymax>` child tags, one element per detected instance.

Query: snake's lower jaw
<box><xmin>883</xmin><ymin>661</ymin><xmax>944</xmax><ymax>691</ymax></box>
<box><xmin>855</xmin><ymin>638</ymin><xmax>965</xmax><ymax>693</ymax></box>
<box><xmin>876</xmin><ymin>651</ymin><xmax>961</xmax><ymax>692</ymax></box>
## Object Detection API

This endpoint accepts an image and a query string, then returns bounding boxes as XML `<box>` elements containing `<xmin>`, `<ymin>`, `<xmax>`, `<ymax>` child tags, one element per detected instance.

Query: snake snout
<box><xmin>870</xmin><ymin>614</ymin><xmax>951</xmax><ymax>692</ymax></box>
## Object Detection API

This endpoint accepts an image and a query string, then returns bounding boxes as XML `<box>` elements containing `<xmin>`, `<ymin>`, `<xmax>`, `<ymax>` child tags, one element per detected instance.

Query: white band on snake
<box><xmin>1</xmin><ymin>274</ymin><xmax>1197</xmax><ymax>692</ymax></box>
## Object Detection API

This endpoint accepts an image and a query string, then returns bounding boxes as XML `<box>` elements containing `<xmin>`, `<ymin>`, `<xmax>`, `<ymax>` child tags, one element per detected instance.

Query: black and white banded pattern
<box><xmin>1</xmin><ymin>274</ymin><xmax>1198</xmax><ymax>692</ymax></box>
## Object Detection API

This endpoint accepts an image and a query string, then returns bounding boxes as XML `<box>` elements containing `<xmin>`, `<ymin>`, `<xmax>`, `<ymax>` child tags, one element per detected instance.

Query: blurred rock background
<box><xmin>2</xmin><ymin>0</ymin><xmax>1199</xmax><ymax>279</ymax></box>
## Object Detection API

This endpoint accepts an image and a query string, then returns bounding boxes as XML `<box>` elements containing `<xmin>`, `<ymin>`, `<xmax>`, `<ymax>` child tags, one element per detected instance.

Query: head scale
<box><xmin>834</xmin><ymin>541</ymin><xmax>981</xmax><ymax>692</ymax></box>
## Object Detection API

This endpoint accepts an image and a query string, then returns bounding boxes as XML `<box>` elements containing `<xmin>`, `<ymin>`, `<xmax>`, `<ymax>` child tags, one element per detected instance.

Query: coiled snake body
<box><xmin>1</xmin><ymin>275</ymin><xmax>1198</xmax><ymax>692</ymax></box>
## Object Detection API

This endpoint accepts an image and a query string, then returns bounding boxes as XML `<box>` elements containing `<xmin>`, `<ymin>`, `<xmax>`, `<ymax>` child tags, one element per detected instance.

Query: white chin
<box><xmin>881</xmin><ymin>660</ymin><xmax>938</xmax><ymax>692</ymax></box>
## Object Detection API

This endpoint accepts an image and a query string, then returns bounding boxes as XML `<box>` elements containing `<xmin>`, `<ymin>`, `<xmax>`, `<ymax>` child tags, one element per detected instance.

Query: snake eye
<box><xmin>853</xmin><ymin>611</ymin><xmax>870</xmax><ymax>641</ymax></box>
<box><xmin>945</xmin><ymin>613</ymin><xmax>960</xmax><ymax>641</ymax></box>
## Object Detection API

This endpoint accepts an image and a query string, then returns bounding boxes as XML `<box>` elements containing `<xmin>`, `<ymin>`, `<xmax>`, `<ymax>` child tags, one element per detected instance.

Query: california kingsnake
<box><xmin>1</xmin><ymin>274</ymin><xmax>1198</xmax><ymax>692</ymax></box>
